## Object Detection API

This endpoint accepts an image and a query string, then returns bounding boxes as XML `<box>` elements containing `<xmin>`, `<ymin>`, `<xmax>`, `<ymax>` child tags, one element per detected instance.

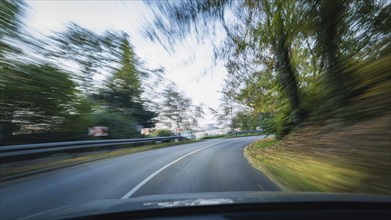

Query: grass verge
<box><xmin>245</xmin><ymin>138</ymin><xmax>365</xmax><ymax>192</ymax></box>
<box><xmin>200</xmin><ymin>134</ymin><xmax>227</xmax><ymax>140</ymax></box>
<box><xmin>226</xmin><ymin>133</ymin><xmax>264</xmax><ymax>138</ymax></box>
<box><xmin>245</xmin><ymin>115</ymin><xmax>391</xmax><ymax>194</ymax></box>
<box><xmin>0</xmin><ymin>140</ymin><xmax>198</xmax><ymax>182</ymax></box>
<box><xmin>200</xmin><ymin>133</ymin><xmax>265</xmax><ymax>140</ymax></box>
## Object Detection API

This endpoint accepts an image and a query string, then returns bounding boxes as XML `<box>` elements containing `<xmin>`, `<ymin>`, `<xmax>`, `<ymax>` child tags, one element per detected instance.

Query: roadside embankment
<box><xmin>245</xmin><ymin>114</ymin><xmax>391</xmax><ymax>194</ymax></box>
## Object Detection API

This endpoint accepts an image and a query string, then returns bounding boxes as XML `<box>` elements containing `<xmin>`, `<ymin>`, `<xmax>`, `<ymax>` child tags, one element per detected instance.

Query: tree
<box><xmin>158</xmin><ymin>84</ymin><xmax>203</xmax><ymax>134</ymax></box>
<box><xmin>0</xmin><ymin>63</ymin><xmax>78</xmax><ymax>140</ymax></box>
<box><xmin>266</xmin><ymin>0</ymin><xmax>306</xmax><ymax>124</ymax></box>
<box><xmin>45</xmin><ymin>24</ymin><xmax>132</xmax><ymax>94</ymax></box>
<box><xmin>209</xmin><ymin>83</ymin><xmax>237</xmax><ymax>131</ymax></box>
<box><xmin>151</xmin><ymin>129</ymin><xmax>174</xmax><ymax>137</ymax></box>
<box><xmin>98</xmin><ymin>37</ymin><xmax>156</xmax><ymax>129</ymax></box>
<box><xmin>0</xmin><ymin>5</ymin><xmax>157</xmax><ymax>142</ymax></box>
<box><xmin>145</xmin><ymin>0</ymin><xmax>391</xmax><ymax>137</ymax></box>
<box><xmin>47</xmin><ymin>25</ymin><xmax>157</xmax><ymax>135</ymax></box>
<box><xmin>306</xmin><ymin>0</ymin><xmax>391</xmax><ymax>109</ymax></box>
<box><xmin>145</xmin><ymin>0</ymin><xmax>307</xmax><ymax>134</ymax></box>
<box><xmin>232</xmin><ymin>111</ymin><xmax>260</xmax><ymax>131</ymax></box>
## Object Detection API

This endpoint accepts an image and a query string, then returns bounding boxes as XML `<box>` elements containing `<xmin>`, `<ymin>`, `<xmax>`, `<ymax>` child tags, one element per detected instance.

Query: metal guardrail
<box><xmin>0</xmin><ymin>136</ymin><xmax>187</xmax><ymax>158</ymax></box>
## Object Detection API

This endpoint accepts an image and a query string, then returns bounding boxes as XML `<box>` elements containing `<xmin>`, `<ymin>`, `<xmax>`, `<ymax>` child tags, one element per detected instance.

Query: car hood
<box><xmin>22</xmin><ymin>191</ymin><xmax>391</xmax><ymax>220</ymax></box>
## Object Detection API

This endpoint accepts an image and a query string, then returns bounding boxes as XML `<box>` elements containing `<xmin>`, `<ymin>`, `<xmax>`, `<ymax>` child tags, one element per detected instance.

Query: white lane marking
<box><xmin>120</xmin><ymin>143</ymin><xmax>219</xmax><ymax>199</ymax></box>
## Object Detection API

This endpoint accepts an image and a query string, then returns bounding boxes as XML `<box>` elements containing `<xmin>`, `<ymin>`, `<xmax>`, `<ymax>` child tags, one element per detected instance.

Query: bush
<box><xmin>201</xmin><ymin>134</ymin><xmax>226</xmax><ymax>140</ymax></box>
<box><xmin>151</xmin><ymin>129</ymin><xmax>174</xmax><ymax>137</ymax></box>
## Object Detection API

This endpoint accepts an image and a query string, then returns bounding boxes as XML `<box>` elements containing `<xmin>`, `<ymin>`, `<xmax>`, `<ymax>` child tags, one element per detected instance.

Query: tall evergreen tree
<box><xmin>101</xmin><ymin>37</ymin><xmax>156</xmax><ymax>129</ymax></box>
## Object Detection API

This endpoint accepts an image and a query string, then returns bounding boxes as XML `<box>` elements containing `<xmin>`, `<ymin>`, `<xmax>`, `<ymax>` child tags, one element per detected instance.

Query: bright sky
<box><xmin>23</xmin><ymin>0</ymin><xmax>227</xmax><ymax>126</ymax></box>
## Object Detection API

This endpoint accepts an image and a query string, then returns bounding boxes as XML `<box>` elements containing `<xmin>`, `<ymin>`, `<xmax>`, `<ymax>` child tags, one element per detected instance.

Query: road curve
<box><xmin>0</xmin><ymin>136</ymin><xmax>279</xmax><ymax>219</ymax></box>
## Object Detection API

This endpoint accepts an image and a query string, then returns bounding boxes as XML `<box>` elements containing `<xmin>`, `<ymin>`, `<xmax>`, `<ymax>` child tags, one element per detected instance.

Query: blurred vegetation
<box><xmin>231</xmin><ymin>111</ymin><xmax>260</xmax><ymax>131</ymax></box>
<box><xmin>0</xmin><ymin>0</ymin><xmax>157</xmax><ymax>144</ymax></box>
<box><xmin>157</xmin><ymin>83</ymin><xmax>204</xmax><ymax>135</ymax></box>
<box><xmin>200</xmin><ymin>134</ymin><xmax>227</xmax><ymax>140</ymax></box>
<box><xmin>147</xmin><ymin>0</ymin><xmax>391</xmax><ymax>193</ymax></box>
<box><xmin>146</xmin><ymin>0</ymin><xmax>390</xmax><ymax>137</ymax></box>
<box><xmin>151</xmin><ymin>129</ymin><xmax>175</xmax><ymax>137</ymax></box>
<box><xmin>246</xmin><ymin>115</ymin><xmax>391</xmax><ymax>194</ymax></box>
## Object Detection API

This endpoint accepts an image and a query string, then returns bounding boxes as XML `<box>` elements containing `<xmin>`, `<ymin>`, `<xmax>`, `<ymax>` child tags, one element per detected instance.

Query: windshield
<box><xmin>0</xmin><ymin>0</ymin><xmax>390</xmax><ymax>219</ymax></box>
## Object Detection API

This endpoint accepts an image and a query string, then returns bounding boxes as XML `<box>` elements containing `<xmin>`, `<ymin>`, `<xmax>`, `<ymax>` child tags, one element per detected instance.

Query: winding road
<box><xmin>0</xmin><ymin>136</ymin><xmax>280</xmax><ymax>219</ymax></box>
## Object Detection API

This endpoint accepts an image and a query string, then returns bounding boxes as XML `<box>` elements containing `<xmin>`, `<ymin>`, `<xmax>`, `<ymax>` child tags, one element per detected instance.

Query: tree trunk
<box><xmin>274</xmin><ymin>16</ymin><xmax>306</xmax><ymax>124</ymax></box>
<box><xmin>318</xmin><ymin>0</ymin><xmax>348</xmax><ymax>102</ymax></box>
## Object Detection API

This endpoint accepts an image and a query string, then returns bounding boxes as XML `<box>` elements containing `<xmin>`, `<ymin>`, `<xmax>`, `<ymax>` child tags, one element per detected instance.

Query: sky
<box><xmin>23</xmin><ymin>0</ymin><xmax>228</xmax><ymax>126</ymax></box>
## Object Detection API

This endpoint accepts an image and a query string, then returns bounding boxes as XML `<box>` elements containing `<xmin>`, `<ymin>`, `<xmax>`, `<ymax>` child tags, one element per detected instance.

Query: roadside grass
<box><xmin>226</xmin><ymin>132</ymin><xmax>264</xmax><ymax>138</ymax></box>
<box><xmin>200</xmin><ymin>132</ymin><xmax>264</xmax><ymax>140</ymax></box>
<box><xmin>245</xmin><ymin>115</ymin><xmax>391</xmax><ymax>194</ymax></box>
<box><xmin>200</xmin><ymin>134</ymin><xmax>227</xmax><ymax>140</ymax></box>
<box><xmin>0</xmin><ymin>140</ymin><xmax>198</xmax><ymax>181</ymax></box>
<box><xmin>245</xmin><ymin>139</ymin><xmax>364</xmax><ymax>192</ymax></box>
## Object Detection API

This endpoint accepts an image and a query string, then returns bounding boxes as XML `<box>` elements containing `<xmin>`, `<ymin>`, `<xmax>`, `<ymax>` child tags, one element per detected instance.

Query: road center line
<box><xmin>120</xmin><ymin>143</ymin><xmax>219</xmax><ymax>199</ymax></box>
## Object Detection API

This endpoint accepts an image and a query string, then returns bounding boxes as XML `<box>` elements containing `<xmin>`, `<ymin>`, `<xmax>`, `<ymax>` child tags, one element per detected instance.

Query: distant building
<box><xmin>202</xmin><ymin>124</ymin><xmax>215</xmax><ymax>131</ymax></box>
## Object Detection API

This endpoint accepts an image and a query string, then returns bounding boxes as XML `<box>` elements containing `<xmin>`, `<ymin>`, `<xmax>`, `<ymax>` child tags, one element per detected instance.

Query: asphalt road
<box><xmin>0</xmin><ymin>136</ymin><xmax>280</xmax><ymax>219</ymax></box>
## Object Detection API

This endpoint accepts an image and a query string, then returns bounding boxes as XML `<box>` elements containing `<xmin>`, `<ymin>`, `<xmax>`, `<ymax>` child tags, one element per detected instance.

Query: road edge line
<box><xmin>120</xmin><ymin>143</ymin><xmax>218</xmax><ymax>199</ymax></box>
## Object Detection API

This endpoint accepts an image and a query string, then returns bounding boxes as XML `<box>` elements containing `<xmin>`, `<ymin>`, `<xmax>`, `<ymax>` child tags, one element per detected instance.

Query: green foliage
<box><xmin>113</xmin><ymin>38</ymin><xmax>141</xmax><ymax>94</ymax></box>
<box><xmin>232</xmin><ymin>111</ymin><xmax>260</xmax><ymax>131</ymax></box>
<box><xmin>46</xmin><ymin>24</ymin><xmax>124</xmax><ymax>92</ymax></box>
<box><xmin>201</xmin><ymin>134</ymin><xmax>226</xmax><ymax>140</ymax></box>
<box><xmin>0</xmin><ymin>0</ymin><xmax>25</xmax><ymax>58</ymax></box>
<box><xmin>259</xmin><ymin>113</ymin><xmax>276</xmax><ymax>134</ymax></box>
<box><xmin>97</xmin><ymin>37</ymin><xmax>156</xmax><ymax>129</ymax></box>
<box><xmin>0</xmin><ymin>62</ymin><xmax>77</xmax><ymax>137</ymax></box>
<box><xmin>148</xmin><ymin>0</ymin><xmax>390</xmax><ymax>138</ymax></box>
<box><xmin>0</xmin><ymin>0</ymin><xmax>24</xmax><ymax>34</ymax></box>
<box><xmin>158</xmin><ymin>84</ymin><xmax>203</xmax><ymax>133</ymax></box>
<box><xmin>151</xmin><ymin>129</ymin><xmax>174</xmax><ymax>137</ymax></box>
<box><xmin>247</xmin><ymin>138</ymin><xmax>278</xmax><ymax>150</ymax></box>
<box><xmin>0</xmin><ymin>4</ymin><xmax>156</xmax><ymax>144</ymax></box>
